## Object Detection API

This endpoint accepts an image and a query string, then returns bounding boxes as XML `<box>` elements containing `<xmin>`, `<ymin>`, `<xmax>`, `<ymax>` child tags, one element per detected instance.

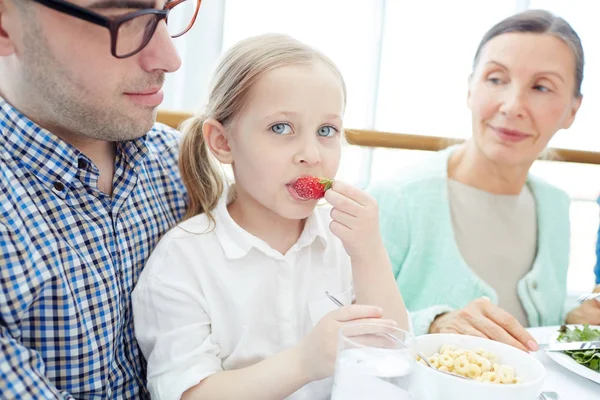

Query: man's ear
<box><xmin>203</xmin><ymin>118</ymin><xmax>233</xmax><ymax>164</ymax></box>
<box><xmin>0</xmin><ymin>0</ymin><xmax>18</xmax><ymax>56</ymax></box>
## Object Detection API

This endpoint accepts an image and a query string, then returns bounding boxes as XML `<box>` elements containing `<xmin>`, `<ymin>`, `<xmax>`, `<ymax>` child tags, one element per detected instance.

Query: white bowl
<box><xmin>408</xmin><ymin>334</ymin><xmax>545</xmax><ymax>400</ymax></box>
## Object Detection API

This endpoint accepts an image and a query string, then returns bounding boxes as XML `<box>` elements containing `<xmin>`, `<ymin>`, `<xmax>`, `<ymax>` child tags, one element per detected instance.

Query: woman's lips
<box><xmin>492</xmin><ymin>127</ymin><xmax>531</xmax><ymax>142</ymax></box>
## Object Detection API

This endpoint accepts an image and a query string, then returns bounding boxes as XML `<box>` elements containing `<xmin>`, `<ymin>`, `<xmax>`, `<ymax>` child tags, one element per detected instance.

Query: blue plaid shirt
<box><xmin>0</xmin><ymin>97</ymin><xmax>187</xmax><ymax>399</ymax></box>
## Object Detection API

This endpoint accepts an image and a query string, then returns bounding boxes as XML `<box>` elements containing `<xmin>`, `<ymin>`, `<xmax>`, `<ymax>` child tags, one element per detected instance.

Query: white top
<box><xmin>448</xmin><ymin>179</ymin><xmax>537</xmax><ymax>327</ymax></box>
<box><xmin>132</xmin><ymin>192</ymin><xmax>353</xmax><ymax>400</ymax></box>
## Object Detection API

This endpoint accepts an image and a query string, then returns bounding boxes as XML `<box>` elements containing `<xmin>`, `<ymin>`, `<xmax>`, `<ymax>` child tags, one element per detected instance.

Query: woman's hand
<box><xmin>429</xmin><ymin>298</ymin><xmax>539</xmax><ymax>352</ymax></box>
<box><xmin>566</xmin><ymin>287</ymin><xmax>600</xmax><ymax>326</ymax></box>
<box><xmin>566</xmin><ymin>284</ymin><xmax>600</xmax><ymax>325</ymax></box>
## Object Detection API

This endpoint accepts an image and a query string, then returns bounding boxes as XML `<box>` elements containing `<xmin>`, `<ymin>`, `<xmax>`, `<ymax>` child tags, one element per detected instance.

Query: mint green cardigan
<box><xmin>368</xmin><ymin>146</ymin><xmax>571</xmax><ymax>336</ymax></box>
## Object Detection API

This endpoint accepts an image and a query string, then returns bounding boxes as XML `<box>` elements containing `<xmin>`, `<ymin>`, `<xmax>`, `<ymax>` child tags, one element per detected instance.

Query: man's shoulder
<box><xmin>0</xmin><ymin>156</ymin><xmax>19</xmax><ymax>207</ymax></box>
<box><xmin>0</xmin><ymin>159</ymin><xmax>37</xmax><ymax>266</ymax></box>
<box><xmin>144</xmin><ymin>122</ymin><xmax>183</xmax><ymax>157</ymax></box>
<box><xmin>140</xmin><ymin>123</ymin><xmax>185</xmax><ymax>194</ymax></box>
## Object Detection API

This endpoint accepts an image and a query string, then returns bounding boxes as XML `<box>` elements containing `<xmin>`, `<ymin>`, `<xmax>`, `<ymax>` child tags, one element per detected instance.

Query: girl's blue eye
<box><xmin>317</xmin><ymin>126</ymin><xmax>337</xmax><ymax>137</ymax></box>
<box><xmin>271</xmin><ymin>123</ymin><xmax>292</xmax><ymax>135</ymax></box>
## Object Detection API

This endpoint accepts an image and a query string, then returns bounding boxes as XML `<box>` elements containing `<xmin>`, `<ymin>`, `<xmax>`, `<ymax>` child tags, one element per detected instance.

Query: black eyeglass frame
<box><xmin>31</xmin><ymin>0</ymin><xmax>201</xmax><ymax>58</ymax></box>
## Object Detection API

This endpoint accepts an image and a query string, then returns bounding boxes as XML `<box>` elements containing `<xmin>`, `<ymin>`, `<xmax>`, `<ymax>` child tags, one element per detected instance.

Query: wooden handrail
<box><xmin>156</xmin><ymin>110</ymin><xmax>600</xmax><ymax>165</ymax></box>
<box><xmin>345</xmin><ymin>129</ymin><xmax>600</xmax><ymax>165</ymax></box>
<box><xmin>156</xmin><ymin>109</ymin><xmax>193</xmax><ymax>130</ymax></box>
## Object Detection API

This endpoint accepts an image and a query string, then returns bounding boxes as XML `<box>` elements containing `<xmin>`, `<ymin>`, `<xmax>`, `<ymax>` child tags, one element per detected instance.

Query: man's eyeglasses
<box><xmin>31</xmin><ymin>0</ymin><xmax>201</xmax><ymax>58</ymax></box>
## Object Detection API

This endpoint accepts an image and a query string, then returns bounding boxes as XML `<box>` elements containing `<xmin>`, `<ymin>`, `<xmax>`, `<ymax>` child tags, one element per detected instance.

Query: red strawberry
<box><xmin>290</xmin><ymin>176</ymin><xmax>333</xmax><ymax>200</ymax></box>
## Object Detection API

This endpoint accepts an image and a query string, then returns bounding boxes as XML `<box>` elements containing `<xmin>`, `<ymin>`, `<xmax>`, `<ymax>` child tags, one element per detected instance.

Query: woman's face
<box><xmin>467</xmin><ymin>32</ymin><xmax>581</xmax><ymax>166</ymax></box>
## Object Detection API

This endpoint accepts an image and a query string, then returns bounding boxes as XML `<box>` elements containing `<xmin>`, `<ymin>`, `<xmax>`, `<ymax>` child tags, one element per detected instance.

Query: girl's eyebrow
<box><xmin>261</xmin><ymin>111</ymin><xmax>342</xmax><ymax>121</ymax></box>
<box><xmin>262</xmin><ymin>111</ymin><xmax>300</xmax><ymax>121</ymax></box>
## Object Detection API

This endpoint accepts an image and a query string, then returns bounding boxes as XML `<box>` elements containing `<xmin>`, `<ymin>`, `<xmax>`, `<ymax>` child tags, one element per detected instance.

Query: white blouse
<box><xmin>132</xmin><ymin>193</ymin><xmax>353</xmax><ymax>400</ymax></box>
<box><xmin>448</xmin><ymin>179</ymin><xmax>536</xmax><ymax>327</ymax></box>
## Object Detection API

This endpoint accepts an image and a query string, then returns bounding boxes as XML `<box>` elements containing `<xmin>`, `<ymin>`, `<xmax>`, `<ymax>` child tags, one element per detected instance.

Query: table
<box><xmin>529</xmin><ymin>326</ymin><xmax>599</xmax><ymax>398</ymax></box>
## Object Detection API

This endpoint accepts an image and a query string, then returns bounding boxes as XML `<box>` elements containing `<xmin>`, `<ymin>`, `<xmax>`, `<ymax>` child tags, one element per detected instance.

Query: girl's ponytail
<box><xmin>178</xmin><ymin>115</ymin><xmax>224</xmax><ymax>225</ymax></box>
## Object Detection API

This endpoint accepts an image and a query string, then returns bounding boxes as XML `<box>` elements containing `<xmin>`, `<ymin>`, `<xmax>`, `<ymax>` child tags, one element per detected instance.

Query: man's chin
<box><xmin>124</xmin><ymin>107</ymin><xmax>159</xmax><ymax>138</ymax></box>
<box><xmin>98</xmin><ymin>114</ymin><xmax>155</xmax><ymax>142</ymax></box>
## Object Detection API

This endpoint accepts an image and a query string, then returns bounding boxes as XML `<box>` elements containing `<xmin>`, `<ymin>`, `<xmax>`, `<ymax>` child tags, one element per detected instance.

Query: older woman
<box><xmin>370</xmin><ymin>10</ymin><xmax>598</xmax><ymax>349</ymax></box>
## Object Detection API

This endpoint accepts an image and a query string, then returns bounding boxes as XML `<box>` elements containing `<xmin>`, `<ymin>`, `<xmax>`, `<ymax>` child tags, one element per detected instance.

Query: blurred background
<box><xmin>162</xmin><ymin>0</ymin><xmax>600</xmax><ymax>296</ymax></box>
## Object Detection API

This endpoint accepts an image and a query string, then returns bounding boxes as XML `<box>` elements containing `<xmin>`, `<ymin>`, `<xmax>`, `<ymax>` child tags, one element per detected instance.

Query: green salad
<box><xmin>557</xmin><ymin>324</ymin><xmax>600</xmax><ymax>372</ymax></box>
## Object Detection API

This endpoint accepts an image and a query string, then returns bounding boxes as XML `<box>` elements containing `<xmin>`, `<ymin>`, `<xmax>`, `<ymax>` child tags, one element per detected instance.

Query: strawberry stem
<box><xmin>319</xmin><ymin>177</ymin><xmax>333</xmax><ymax>192</ymax></box>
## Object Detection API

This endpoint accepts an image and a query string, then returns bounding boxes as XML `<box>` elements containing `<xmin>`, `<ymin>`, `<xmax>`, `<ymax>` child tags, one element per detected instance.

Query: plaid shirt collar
<box><xmin>0</xmin><ymin>97</ymin><xmax>150</xmax><ymax>196</ymax></box>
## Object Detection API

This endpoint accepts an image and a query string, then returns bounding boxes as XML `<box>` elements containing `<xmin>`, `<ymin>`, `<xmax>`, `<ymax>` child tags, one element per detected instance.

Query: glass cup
<box><xmin>331</xmin><ymin>322</ymin><xmax>417</xmax><ymax>400</ymax></box>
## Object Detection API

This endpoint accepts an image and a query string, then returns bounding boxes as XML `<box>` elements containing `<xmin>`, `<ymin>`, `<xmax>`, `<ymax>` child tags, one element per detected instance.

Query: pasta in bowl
<box><xmin>419</xmin><ymin>344</ymin><xmax>522</xmax><ymax>383</ymax></box>
<box><xmin>408</xmin><ymin>334</ymin><xmax>545</xmax><ymax>400</ymax></box>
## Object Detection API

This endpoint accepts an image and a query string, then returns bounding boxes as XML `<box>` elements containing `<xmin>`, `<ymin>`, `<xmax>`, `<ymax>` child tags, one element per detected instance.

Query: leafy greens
<box><xmin>557</xmin><ymin>324</ymin><xmax>600</xmax><ymax>372</ymax></box>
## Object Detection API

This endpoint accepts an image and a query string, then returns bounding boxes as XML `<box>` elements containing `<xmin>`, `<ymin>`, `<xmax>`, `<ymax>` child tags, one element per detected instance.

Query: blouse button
<box><xmin>531</xmin><ymin>281</ymin><xmax>538</xmax><ymax>290</ymax></box>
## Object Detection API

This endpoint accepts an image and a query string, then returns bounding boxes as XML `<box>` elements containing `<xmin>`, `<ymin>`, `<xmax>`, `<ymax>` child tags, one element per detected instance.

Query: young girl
<box><xmin>132</xmin><ymin>33</ymin><xmax>408</xmax><ymax>400</ymax></box>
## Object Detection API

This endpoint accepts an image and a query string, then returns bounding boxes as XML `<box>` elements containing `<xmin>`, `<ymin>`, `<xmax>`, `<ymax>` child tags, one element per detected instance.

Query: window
<box><xmin>162</xmin><ymin>0</ymin><xmax>600</xmax><ymax>295</ymax></box>
<box><xmin>222</xmin><ymin>0</ymin><xmax>384</xmax><ymax>129</ymax></box>
<box><xmin>375</xmin><ymin>1</ymin><xmax>515</xmax><ymax>137</ymax></box>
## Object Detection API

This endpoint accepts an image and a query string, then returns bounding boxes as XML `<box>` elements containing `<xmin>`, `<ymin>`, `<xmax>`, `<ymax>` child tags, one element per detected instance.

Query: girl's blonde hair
<box><xmin>179</xmin><ymin>33</ymin><xmax>347</xmax><ymax>224</ymax></box>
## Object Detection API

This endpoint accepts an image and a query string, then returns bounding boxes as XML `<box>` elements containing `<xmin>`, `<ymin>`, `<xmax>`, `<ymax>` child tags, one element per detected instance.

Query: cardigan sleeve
<box><xmin>369</xmin><ymin>182</ymin><xmax>454</xmax><ymax>335</ymax></box>
<box><xmin>368</xmin><ymin>182</ymin><xmax>410</xmax><ymax>279</ymax></box>
<box><xmin>410</xmin><ymin>305</ymin><xmax>456</xmax><ymax>336</ymax></box>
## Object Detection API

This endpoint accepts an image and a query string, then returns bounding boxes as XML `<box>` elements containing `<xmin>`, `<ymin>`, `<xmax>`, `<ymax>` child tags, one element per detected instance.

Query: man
<box><xmin>0</xmin><ymin>0</ymin><xmax>200</xmax><ymax>397</ymax></box>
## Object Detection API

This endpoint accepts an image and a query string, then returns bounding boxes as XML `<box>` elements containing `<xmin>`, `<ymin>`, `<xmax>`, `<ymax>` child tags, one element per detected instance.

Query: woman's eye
<box><xmin>487</xmin><ymin>77</ymin><xmax>503</xmax><ymax>85</ymax></box>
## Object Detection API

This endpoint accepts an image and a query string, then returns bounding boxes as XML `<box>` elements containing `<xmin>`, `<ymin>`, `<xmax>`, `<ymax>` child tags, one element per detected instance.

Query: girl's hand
<box><xmin>324</xmin><ymin>180</ymin><xmax>383</xmax><ymax>261</ymax></box>
<box><xmin>296</xmin><ymin>305</ymin><xmax>397</xmax><ymax>381</ymax></box>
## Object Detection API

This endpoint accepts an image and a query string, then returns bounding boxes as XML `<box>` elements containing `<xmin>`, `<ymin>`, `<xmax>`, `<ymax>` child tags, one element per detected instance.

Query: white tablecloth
<box><xmin>528</xmin><ymin>326</ymin><xmax>599</xmax><ymax>399</ymax></box>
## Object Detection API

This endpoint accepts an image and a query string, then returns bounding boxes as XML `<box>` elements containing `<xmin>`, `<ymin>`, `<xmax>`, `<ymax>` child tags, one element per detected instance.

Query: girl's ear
<box><xmin>203</xmin><ymin>118</ymin><xmax>233</xmax><ymax>164</ymax></box>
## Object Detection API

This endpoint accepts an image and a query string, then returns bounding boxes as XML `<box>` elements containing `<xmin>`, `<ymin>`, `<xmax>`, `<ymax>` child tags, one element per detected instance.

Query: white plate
<box><xmin>545</xmin><ymin>325</ymin><xmax>600</xmax><ymax>385</ymax></box>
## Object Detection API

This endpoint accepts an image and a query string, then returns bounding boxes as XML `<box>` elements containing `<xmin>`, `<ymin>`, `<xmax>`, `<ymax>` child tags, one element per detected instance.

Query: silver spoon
<box><xmin>414</xmin><ymin>349</ymin><xmax>469</xmax><ymax>380</ymax></box>
<box><xmin>324</xmin><ymin>291</ymin><xmax>469</xmax><ymax>380</ymax></box>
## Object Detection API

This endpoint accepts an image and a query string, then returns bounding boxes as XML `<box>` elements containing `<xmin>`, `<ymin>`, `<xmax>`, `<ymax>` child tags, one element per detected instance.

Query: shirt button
<box><xmin>78</xmin><ymin>159</ymin><xmax>88</xmax><ymax>169</ymax></box>
<box><xmin>531</xmin><ymin>281</ymin><xmax>538</xmax><ymax>290</ymax></box>
<box><xmin>53</xmin><ymin>182</ymin><xmax>65</xmax><ymax>192</ymax></box>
